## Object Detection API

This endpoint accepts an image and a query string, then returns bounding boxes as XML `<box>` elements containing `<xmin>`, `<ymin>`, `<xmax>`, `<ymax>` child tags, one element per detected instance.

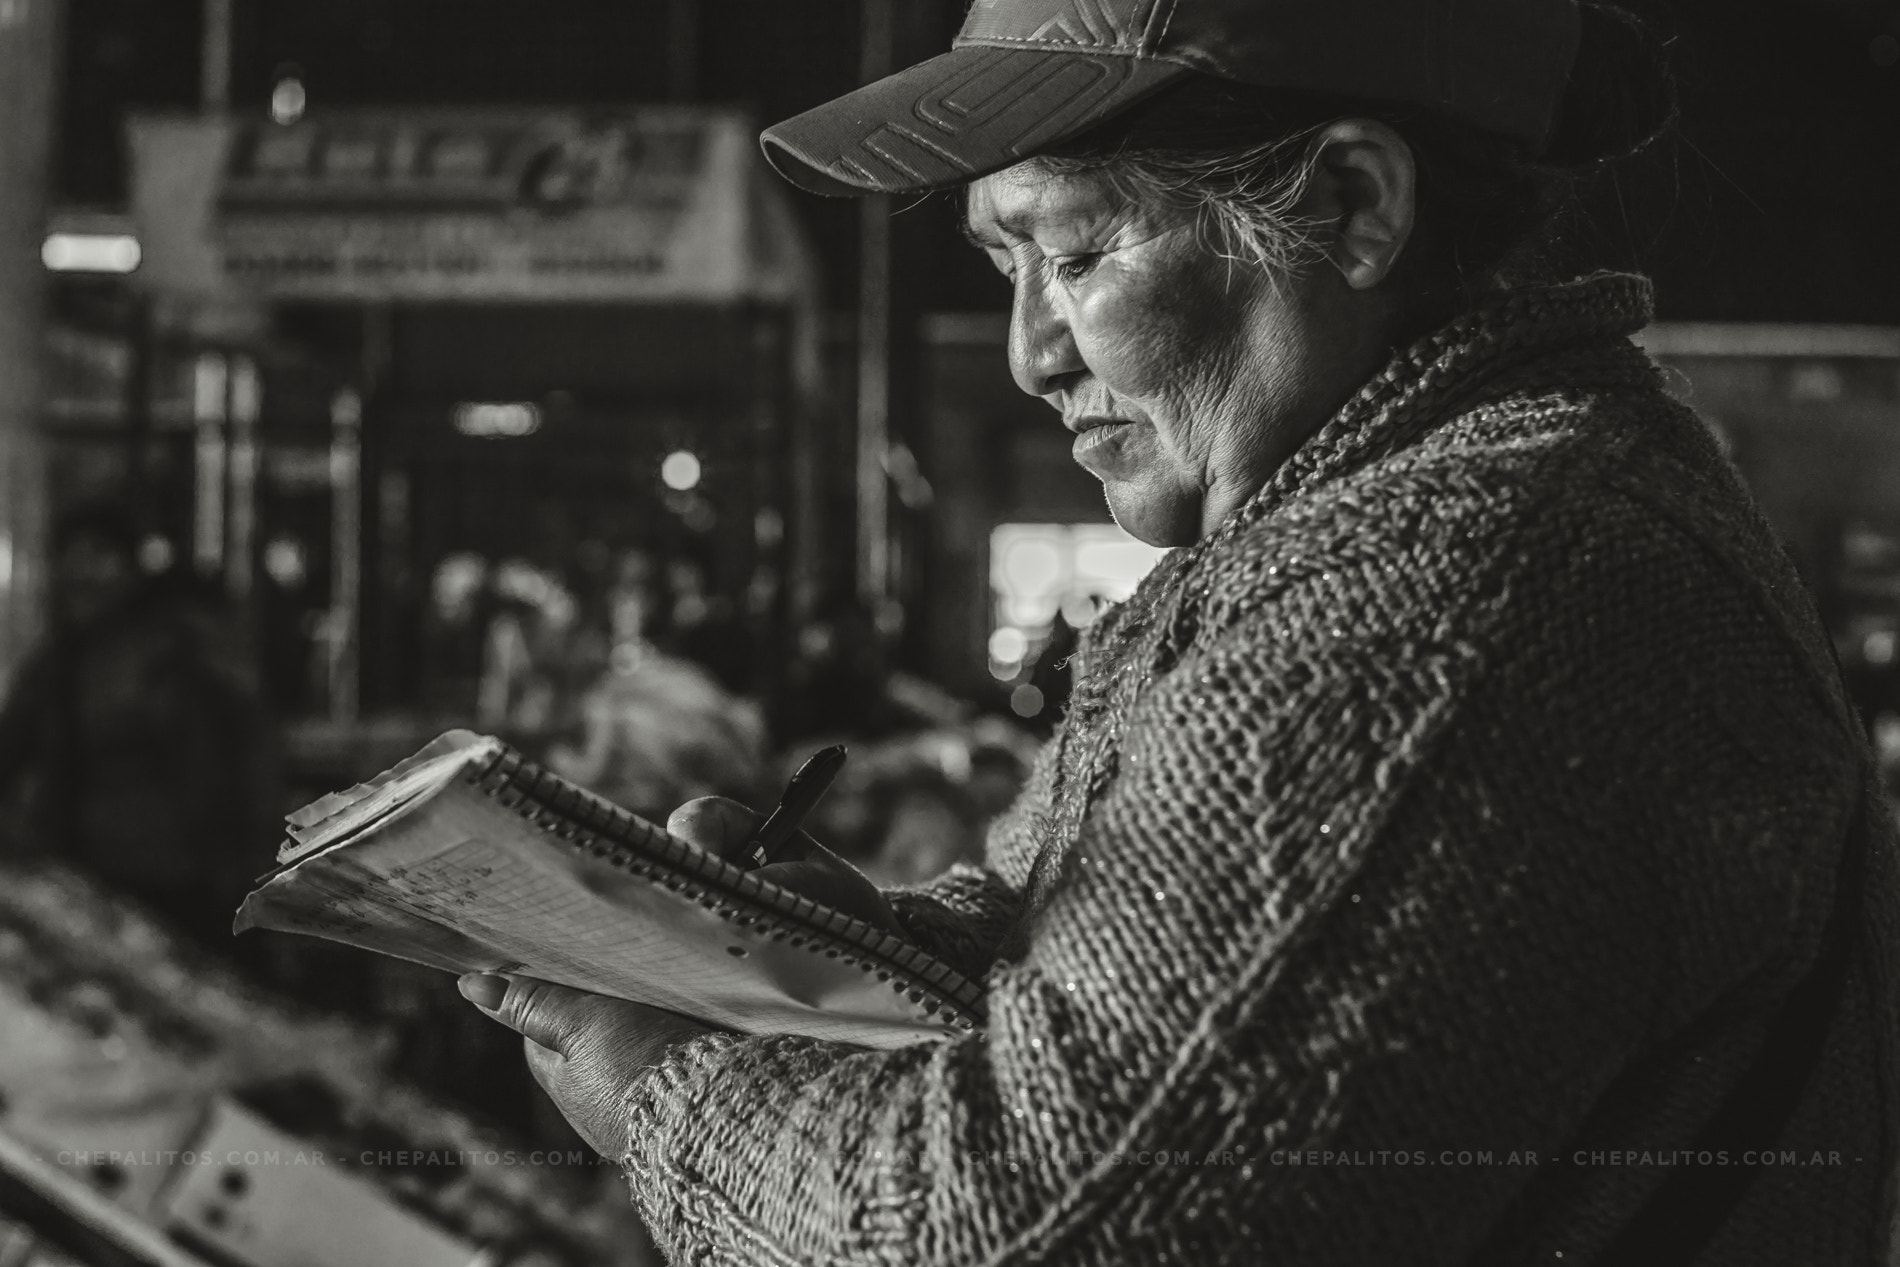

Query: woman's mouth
<box><xmin>1071</xmin><ymin>420</ymin><xmax>1139</xmax><ymax>472</ymax></box>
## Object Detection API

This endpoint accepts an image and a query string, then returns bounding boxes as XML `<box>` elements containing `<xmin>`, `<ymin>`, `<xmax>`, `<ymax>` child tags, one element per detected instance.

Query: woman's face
<box><xmin>966</xmin><ymin>162</ymin><xmax>1366</xmax><ymax>546</ymax></box>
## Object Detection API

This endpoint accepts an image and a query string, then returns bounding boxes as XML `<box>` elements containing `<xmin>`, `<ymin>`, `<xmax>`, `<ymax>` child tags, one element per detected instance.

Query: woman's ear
<box><xmin>1302</xmin><ymin>119</ymin><xmax>1417</xmax><ymax>290</ymax></box>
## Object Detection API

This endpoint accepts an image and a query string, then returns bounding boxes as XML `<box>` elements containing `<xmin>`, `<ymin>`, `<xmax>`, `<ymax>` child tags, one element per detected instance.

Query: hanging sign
<box><xmin>129</xmin><ymin>108</ymin><xmax>811</xmax><ymax>304</ymax></box>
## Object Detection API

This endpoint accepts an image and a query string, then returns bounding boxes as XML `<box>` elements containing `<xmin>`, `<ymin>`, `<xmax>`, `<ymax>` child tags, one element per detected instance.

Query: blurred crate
<box><xmin>159</xmin><ymin>1100</ymin><xmax>476</xmax><ymax>1267</ymax></box>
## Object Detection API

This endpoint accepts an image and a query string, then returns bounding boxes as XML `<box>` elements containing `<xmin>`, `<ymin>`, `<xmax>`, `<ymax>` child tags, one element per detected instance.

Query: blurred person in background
<box><xmin>546</xmin><ymin>547</ymin><xmax>766</xmax><ymax>821</ymax></box>
<box><xmin>460</xmin><ymin>1</ymin><xmax>1899</xmax><ymax>1262</ymax></box>
<box><xmin>794</xmin><ymin>730</ymin><xmax>1032</xmax><ymax>888</ymax></box>
<box><xmin>779</xmin><ymin>588</ymin><xmax>973</xmax><ymax>741</ymax></box>
<box><xmin>660</xmin><ymin>555</ymin><xmax>754</xmax><ymax>695</ymax></box>
<box><xmin>423</xmin><ymin>552</ymin><xmax>494</xmax><ymax>717</ymax></box>
<box><xmin>0</xmin><ymin>503</ymin><xmax>279</xmax><ymax>951</ymax></box>
<box><xmin>476</xmin><ymin>557</ymin><xmax>578</xmax><ymax>734</ymax></box>
<box><xmin>853</xmin><ymin>768</ymin><xmax>984</xmax><ymax>888</ymax></box>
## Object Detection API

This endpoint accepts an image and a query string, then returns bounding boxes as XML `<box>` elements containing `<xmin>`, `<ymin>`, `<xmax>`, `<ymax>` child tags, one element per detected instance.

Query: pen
<box><xmin>739</xmin><ymin>743</ymin><xmax>848</xmax><ymax>870</ymax></box>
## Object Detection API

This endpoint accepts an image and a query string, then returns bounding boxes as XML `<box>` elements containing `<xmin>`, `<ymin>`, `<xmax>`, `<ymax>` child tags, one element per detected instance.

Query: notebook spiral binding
<box><xmin>461</xmin><ymin>744</ymin><xmax>985</xmax><ymax>1031</ymax></box>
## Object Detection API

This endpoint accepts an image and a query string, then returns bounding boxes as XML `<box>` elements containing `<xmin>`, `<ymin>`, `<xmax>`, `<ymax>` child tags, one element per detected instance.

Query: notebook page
<box><xmin>281</xmin><ymin>732</ymin><xmax>500</xmax><ymax>864</ymax></box>
<box><xmin>238</xmin><ymin>777</ymin><xmax>956</xmax><ymax>1050</ymax></box>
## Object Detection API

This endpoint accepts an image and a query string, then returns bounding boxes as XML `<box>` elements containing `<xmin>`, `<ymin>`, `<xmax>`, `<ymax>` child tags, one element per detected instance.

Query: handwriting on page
<box><xmin>243</xmin><ymin>779</ymin><xmax>952</xmax><ymax>1049</ymax></box>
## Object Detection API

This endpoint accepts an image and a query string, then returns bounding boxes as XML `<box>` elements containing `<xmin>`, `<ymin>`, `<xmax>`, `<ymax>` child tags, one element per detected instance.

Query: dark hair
<box><xmin>1028</xmin><ymin>3</ymin><xmax>1678</xmax><ymax>333</ymax></box>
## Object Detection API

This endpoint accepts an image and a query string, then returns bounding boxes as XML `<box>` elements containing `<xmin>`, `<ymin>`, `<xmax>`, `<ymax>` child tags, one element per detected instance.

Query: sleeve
<box><xmin>874</xmin><ymin>728</ymin><xmax>1064</xmax><ymax>981</ymax></box>
<box><xmin>618</xmin><ymin>529</ymin><xmax>1841</xmax><ymax>1265</ymax></box>
<box><xmin>882</xmin><ymin>862</ymin><xmax>1020</xmax><ymax>984</ymax></box>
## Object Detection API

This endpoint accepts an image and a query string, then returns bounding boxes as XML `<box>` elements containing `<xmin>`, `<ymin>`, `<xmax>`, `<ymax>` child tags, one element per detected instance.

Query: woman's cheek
<box><xmin>1105</xmin><ymin>253</ymin><xmax>1229</xmax><ymax>388</ymax></box>
<box><xmin>1074</xmin><ymin>290</ymin><xmax>1191</xmax><ymax>403</ymax></box>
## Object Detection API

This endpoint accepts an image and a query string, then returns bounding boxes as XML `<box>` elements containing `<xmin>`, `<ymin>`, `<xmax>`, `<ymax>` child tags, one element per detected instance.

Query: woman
<box><xmin>458</xmin><ymin>1</ymin><xmax>1899</xmax><ymax>1261</ymax></box>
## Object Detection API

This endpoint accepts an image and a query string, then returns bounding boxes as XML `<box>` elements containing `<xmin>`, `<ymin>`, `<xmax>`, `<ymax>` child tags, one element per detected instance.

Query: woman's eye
<box><xmin>1051</xmin><ymin>253</ymin><xmax>1101</xmax><ymax>283</ymax></box>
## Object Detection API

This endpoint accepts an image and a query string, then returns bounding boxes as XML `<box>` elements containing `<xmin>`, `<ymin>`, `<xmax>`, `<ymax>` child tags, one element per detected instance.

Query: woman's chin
<box><xmin>1102</xmin><ymin>481</ymin><xmax>1200</xmax><ymax>549</ymax></box>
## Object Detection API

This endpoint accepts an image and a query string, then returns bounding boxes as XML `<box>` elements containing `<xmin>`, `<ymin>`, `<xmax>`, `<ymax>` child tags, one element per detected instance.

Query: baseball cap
<box><xmin>762</xmin><ymin>0</ymin><xmax>1582</xmax><ymax>196</ymax></box>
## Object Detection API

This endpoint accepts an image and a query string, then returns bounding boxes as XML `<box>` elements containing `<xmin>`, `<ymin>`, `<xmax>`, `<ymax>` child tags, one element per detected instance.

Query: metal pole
<box><xmin>124</xmin><ymin>294</ymin><xmax>155</xmax><ymax>525</ymax></box>
<box><xmin>856</xmin><ymin>0</ymin><xmax>894</xmax><ymax>613</ymax></box>
<box><xmin>191</xmin><ymin>352</ymin><xmax>229</xmax><ymax>576</ymax></box>
<box><xmin>0</xmin><ymin>0</ymin><xmax>61</xmax><ymax>688</ymax></box>
<box><xmin>328</xmin><ymin>388</ymin><xmax>362</xmax><ymax>724</ymax></box>
<box><xmin>225</xmin><ymin>355</ymin><xmax>260</xmax><ymax>601</ymax></box>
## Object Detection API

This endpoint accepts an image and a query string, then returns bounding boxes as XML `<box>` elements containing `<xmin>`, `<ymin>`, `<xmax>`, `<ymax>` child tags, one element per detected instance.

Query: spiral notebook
<box><xmin>234</xmin><ymin>731</ymin><xmax>984</xmax><ymax>1049</ymax></box>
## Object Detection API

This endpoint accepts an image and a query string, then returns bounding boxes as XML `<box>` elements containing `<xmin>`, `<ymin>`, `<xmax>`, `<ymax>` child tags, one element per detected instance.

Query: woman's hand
<box><xmin>668</xmin><ymin>796</ymin><xmax>901</xmax><ymax>933</ymax></box>
<box><xmin>457</xmin><ymin>972</ymin><xmax>715</xmax><ymax>1158</ymax></box>
<box><xmin>459</xmin><ymin>794</ymin><xmax>898</xmax><ymax>1155</ymax></box>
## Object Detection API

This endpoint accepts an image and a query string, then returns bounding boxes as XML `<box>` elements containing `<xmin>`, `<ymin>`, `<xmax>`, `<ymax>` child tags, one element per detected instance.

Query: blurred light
<box><xmin>798</xmin><ymin>625</ymin><xmax>835</xmax><ymax>659</ymax></box>
<box><xmin>1786</xmin><ymin>363</ymin><xmax>1845</xmax><ymax>403</ymax></box>
<box><xmin>230</xmin><ymin>357</ymin><xmax>263</xmax><ymax>425</ymax></box>
<box><xmin>263</xmin><ymin>536</ymin><xmax>306</xmax><ymax>589</ymax></box>
<box><xmin>41</xmin><ymin>232</ymin><xmax>141</xmax><ymax>274</ymax></box>
<box><xmin>661</xmin><ymin>450</ymin><xmax>702</xmax><ymax>491</ymax></box>
<box><xmin>0</xmin><ymin>531</ymin><xmax>12</xmax><ymax>591</ymax></box>
<box><xmin>1003</xmin><ymin>594</ymin><xmax>1059</xmax><ymax>627</ymax></box>
<box><xmin>1844</xmin><ymin>523</ymin><xmax>1900</xmax><ymax>570</ymax></box>
<box><xmin>454</xmin><ymin>402</ymin><xmax>541</xmax><ymax>438</ymax></box>
<box><xmin>495</xmin><ymin>559</ymin><xmax>561</xmax><ymax>607</ymax></box>
<box><xmin>754</xmin><ymin>507</ymin><xmax>784</xmax><ymax>548</ymax></box>
<box><xmin>990</xmin><ymin>522</ymin><xmax>1163</xmax><ymax>673</ymax></box>
<box><xmin>1009</xmin><ymin>684</ymin><xmax>1046</xmax><ymax>718</ymax></box>
<box><xmin>137</xmin><ymin>535</ymin><xmax>175</xmax><ymax>575</ymax></box>
<box><xmin>1876</xmin><ymin>714</ymin><xmax>1900</xmax><ymax>761</ymax></box>
<box><xmin>193</xmin><ymin>355</ymin><xmax>229</xmax><ymax>424</ymax></box>
<box><xmin>1866</xmin><ymin>630</ymin><xmax>1897</xmax><ymax>667</ymax></box>
<box><xmin>988</xmin><ymin>626</ymin><xmax>1029</xmax><ymax>663</ymax></box>
<box><xmin>935</xmin><ymin>739</ymin><xmax>973</xmax><ymax>783</ymax></box>
<box><xmin>1073</xmin><ymin>527</ymin><xmax>1167</xmax><ymax>601</ymax></box>
<box><xmin>883</xmin><ymin>442</ymin><xmax>934</xmax><ymax>509</ymax></box>
<box><xmin>271</xmin><ymin>77</ymin><xmax>307</xmax><ymax>125</ymax></box>
<box><xmin>432</xmin><ymin>553</ymin><xmax>488</xmax><ymax>621</ymax></box>
<box><xmin>331</xmin><ymin>388</ymin><xmax>363</xmax><ymax>428</ymax></box>
<box><xmin>1000</xmin><ymin>536</ymin><xmax>1064</xmax><ymax>595</ymax></box>
<box><xmin>1060</xmin><ymin>592</ymin><xmax>1104</xmax><ymax>628</ymax></box>
<box><xmin>746</xmin><ymin>565</ymin><xmax>780</xmax><ymax>617</ymax></box>
<box><xmin>988</xmin><ymin>656</ymin><xmax>1022</xmax><ymax>683</ymax></box>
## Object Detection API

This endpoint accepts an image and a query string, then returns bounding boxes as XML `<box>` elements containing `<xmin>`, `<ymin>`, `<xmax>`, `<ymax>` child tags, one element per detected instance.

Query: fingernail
<box><xmin>457</xmin><ymin>973</ymin><xmax>507</xmax><ymax>1010</ymax></box>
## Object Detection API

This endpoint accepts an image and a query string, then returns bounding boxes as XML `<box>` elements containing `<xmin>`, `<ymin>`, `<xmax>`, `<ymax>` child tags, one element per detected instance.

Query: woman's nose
<box><xmin>1008</xmin><ymin>273</ymin><xmax>1085</xmax><ymax>399</ymax></box>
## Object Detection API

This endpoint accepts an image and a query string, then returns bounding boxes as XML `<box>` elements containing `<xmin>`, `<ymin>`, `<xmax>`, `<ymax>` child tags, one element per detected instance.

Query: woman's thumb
<box><xmin>667</xmin><ymin>796</ymin><xmax>763</xmax><ymax>860</ymax></box>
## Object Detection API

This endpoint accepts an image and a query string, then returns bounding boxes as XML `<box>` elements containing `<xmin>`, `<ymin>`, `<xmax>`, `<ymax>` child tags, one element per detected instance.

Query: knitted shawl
<box><xmin>620</xmin><ymin>274</ymin><xmax>1900</xmax><ymax>1266</ymax></box>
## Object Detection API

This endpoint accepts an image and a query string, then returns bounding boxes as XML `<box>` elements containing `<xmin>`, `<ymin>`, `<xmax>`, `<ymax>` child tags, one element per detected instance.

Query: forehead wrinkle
<box><xmin>969</xmin><ymin>168</ymin><xmax>1111</xmax><ymax>241</ymax></box>
<box><xmin>959</xmin><ymin>216</ymin><xmax>1005</xmax><ymax>250</ymax></box>
<box><xmin>962</xmin><ymin>198</ymin><xmax>1041</xmax><ymax>248</ymax></box>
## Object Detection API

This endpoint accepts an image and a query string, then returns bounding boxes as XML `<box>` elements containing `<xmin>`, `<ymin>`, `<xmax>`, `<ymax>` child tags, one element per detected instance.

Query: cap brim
<box><xmin>761</xmin><ymin>44</ymin><xmax>1189</xmax><ymax>196</ymax></box>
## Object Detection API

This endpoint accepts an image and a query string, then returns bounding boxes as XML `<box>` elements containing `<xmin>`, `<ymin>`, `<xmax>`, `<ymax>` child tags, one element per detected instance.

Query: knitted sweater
<box><xmin>620</xmin><ymin>275</ymin><xmax>1900</xmax><ymax>1265</ymax></box>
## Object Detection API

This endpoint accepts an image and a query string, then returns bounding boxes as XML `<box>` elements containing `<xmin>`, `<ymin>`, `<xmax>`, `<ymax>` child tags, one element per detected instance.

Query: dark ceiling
<box><xmin>54</xmin><ymin>0</ymin><xmax>1900</xmax><ymax>323</ymax></box>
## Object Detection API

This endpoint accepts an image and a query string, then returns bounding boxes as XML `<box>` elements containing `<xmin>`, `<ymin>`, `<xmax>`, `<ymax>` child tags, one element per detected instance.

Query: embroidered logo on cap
<box><xmin>959</xmin><ymin>0</ymin><xmax>1165</xmax><ymax>54</ymax></box>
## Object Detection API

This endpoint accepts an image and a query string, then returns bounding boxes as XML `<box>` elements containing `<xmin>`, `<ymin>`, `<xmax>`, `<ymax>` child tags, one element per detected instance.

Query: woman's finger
<box><xmin>752</xmin><ymin>849</ymin><xmax>900</xmax><ymax>932</ymax></box>
<box><xmin>521</xmin><ymin>1035</ymin><xmax>622</xmax><ymax>1158</ymax></box>
<box><xmin>458</xmin><ymin>973</ymin><xmax>581</xmax><ymax>1055</ymax></box>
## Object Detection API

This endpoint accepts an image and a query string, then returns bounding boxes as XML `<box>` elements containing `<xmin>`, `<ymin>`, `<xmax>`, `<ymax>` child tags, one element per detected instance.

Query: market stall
<box><xmin>123</xmin><ymin>106</ymin><xmax>827</xmax><ymax>740</ymax></box>
<box><xmin>0</xmin><ymin>860</ymin><xmax>652</xmax><ymax>1267</ymax></box>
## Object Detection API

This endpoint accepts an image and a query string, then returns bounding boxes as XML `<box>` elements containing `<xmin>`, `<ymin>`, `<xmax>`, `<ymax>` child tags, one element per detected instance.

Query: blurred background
<box><xmin>0</xmin><ymin>1</ymin><xmax>1893</xmax><ymax>1263</ymax></box>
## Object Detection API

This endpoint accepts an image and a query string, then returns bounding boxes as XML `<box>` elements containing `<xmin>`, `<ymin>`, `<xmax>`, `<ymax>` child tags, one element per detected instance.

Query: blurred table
<box><xmin>0</xmin><ymin>860</ymin><xmax>655</xmax><ymax>1266</ymax></box>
